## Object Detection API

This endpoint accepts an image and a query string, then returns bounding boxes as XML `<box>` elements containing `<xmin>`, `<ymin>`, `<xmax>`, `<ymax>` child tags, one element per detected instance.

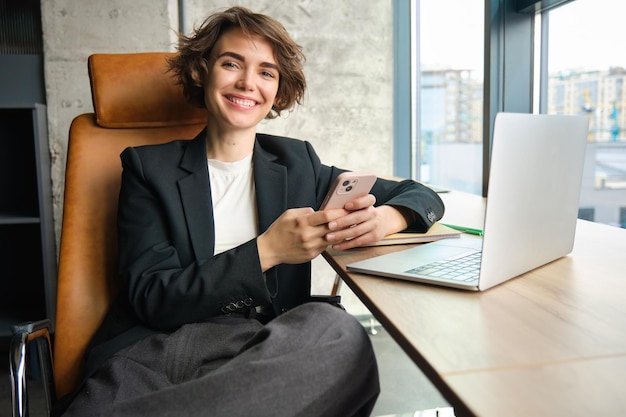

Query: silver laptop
<box><xmin>348</xmin><ymin>112</ymin><xmax>589</xmax><ymax>291</ymax></box>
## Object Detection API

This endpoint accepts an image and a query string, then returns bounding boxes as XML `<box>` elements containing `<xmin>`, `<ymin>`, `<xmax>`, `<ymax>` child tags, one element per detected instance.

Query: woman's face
<box><xmin>204</xmin><ymin>28</ymin><xmax>280</xmax><ymax>132</ymax></box>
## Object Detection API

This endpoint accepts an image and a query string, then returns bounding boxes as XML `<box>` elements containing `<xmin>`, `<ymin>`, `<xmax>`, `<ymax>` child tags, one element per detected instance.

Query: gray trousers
<box><xmin>63</xmin><ymin>302</ymin><xmax>380</xmax><ymax>417</ymax></box>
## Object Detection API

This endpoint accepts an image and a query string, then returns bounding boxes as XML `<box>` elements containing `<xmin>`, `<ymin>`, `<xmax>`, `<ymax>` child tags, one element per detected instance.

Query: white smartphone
<box><xmin>320</xmin><ymin>172</ymin><xmax>377</xmax><ymax>210</ymax></box>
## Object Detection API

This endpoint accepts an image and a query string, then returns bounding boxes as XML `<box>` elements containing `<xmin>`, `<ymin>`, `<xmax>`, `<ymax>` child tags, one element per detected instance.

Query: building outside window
<box><xmin>546</xmin><ymin>0</ymin><xmax>626</xmax><ymax>228</ymax></box>
<box><xmin>416</xmin><ymin>0</ymin><xmax>484</xmax><ymax>195</ymax></box>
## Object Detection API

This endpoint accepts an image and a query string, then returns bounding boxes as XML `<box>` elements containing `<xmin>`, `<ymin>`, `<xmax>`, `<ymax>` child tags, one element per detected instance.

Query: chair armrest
<box><xmin>308</xmin><ymin>295</ymin><xmax>345</xmax><ymax>310</ymax></box>
<box><xmin>10</xmin><ymin>319</ymin><xmax>55</xmax><ymax>417</ymax></box>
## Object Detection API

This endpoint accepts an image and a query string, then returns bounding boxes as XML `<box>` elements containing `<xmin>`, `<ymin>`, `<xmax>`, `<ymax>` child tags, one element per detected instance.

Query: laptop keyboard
<box><xmin>405</xmin><ymin>251</ymin><xmax>482</xmax><ymax>282</ymax></box>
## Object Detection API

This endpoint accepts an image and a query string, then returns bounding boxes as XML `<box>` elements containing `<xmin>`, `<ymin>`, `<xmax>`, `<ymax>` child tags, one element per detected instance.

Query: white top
<box><xmin>207</xmin><ymin>153</ymin><xmax>258</xmax><ymax>255</ymax></box>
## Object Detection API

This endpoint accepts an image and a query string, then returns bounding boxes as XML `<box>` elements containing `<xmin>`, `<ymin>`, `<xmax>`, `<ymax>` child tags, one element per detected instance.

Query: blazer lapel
<box><xmin>253</xmin><ymin>140</ymin><xmax>287</xmax><ymax>232</ymax></box>
<box><xmin>177</xmin><ymin>129</ymin><xmax>216</xmax><ymax>260</ymax></box>
<box><xmin>175</xmin><ymin>132</ymin><xmax>288</xmax><ymax>260</ymax></box>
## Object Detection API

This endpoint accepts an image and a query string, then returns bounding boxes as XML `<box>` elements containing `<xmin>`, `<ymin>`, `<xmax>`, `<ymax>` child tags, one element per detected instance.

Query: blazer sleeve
<box><xmin>117</xmin><ymin>147</ymin><xmax>272</xmax><ymax>331</ymax></box>
<box><xmin>370</xmin><ymin>177</ymin><xmax>445</xmax><ymax>232</ymax></box>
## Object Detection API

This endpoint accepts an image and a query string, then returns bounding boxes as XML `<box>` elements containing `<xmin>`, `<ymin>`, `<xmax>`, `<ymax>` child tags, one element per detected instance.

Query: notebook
<box><xmin>347</xmin><ymin>112</ymin><xmax>589</xmax><ymax>291</ymax></box>
<box><xmin>359</xmin><ymin>222</ymin><xmax>461</xmax><ymax>247</ymax></box>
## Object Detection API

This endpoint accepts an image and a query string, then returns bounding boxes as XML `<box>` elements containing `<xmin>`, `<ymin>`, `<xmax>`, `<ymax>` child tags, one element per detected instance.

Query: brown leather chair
<box><xmin>9</xmin><ymin>52</ymin><xmax>205</xmax><ymax>417</ymax></box>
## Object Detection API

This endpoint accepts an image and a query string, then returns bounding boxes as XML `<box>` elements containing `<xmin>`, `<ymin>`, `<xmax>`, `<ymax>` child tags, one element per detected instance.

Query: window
<box><xmin>414</xmin><ymin>0</ymin><xmax>484</xmax><ymax>194</ymax></box>
<box><xmin>578</xmin><ymin>207</ymin><xmax>595</xmax><ymax>222</ymax></box>
<box><xmin>396</xmin><ymin>0</ymin><xmax>625</xmax><ymax>229</ymax></box>
<box><xmin>545</xmin><ymin>0</ymin><xmax>626</xmax><ymax>227</ymax></box>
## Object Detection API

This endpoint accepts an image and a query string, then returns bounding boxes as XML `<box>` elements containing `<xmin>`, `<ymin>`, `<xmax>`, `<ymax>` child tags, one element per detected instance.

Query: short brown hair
<box><xmin>168</xmin><ymin>6</ymin><xmax>306</xmax><ymax>119</ymax></box>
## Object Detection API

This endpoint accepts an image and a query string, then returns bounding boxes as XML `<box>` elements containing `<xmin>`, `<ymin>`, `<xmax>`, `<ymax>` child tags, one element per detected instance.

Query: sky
<box><xmin>548</xmin><ymin>0</ymin><xmax>626</xmax><ymax>72</ymax></box>
<box><xmin>419</xmin><ymin>0</ymin><xmax>484</xmax><ymax>70</ymax></box>
<box><xmin>419</xmin><ymin>0</ymin><xmax>626</xmax><ymax>73</ymax></box>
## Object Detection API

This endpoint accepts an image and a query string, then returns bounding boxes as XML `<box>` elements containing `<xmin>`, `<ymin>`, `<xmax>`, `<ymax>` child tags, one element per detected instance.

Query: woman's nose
<box><xmin>235</xmin><ymin>70</ymin><xmax>254</xmax><ymax>90</ymax></box>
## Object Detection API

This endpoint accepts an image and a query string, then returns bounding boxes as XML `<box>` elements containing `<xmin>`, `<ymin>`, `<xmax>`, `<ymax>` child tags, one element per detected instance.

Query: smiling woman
<box><xmin>55</xmin><ymin>6</ymin><xmax>445</xmax><ymax>417</ymax></box>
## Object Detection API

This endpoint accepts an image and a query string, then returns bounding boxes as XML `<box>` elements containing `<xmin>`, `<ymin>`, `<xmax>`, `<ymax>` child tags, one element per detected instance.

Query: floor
<box><xmin>1</xmin><ymin>260</ymin><xmax>453</xmax><ymax>416</ymax></box>
<box><xmin>342</xmin><ymin>284</ymin><xmax>453</xmax><ymax>417</ymax></box>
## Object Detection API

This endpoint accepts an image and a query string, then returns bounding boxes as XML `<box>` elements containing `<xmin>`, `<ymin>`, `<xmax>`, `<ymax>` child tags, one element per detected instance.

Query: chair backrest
<box><xmin>54</xmin><ymin>52</ymin><xmax>205</xmax><ymax>397</ymax></box>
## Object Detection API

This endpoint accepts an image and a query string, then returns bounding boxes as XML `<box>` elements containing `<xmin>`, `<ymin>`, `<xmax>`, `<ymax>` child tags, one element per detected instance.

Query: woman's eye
<box><xmin>262</xmin><ymin>71</ymin><xmax>276</xmax><ymax>79</ymax></box>
<box><xmin>222</xmin><ymin>62</ymin><xmax>239</xmax><ymax>69</ymax></box>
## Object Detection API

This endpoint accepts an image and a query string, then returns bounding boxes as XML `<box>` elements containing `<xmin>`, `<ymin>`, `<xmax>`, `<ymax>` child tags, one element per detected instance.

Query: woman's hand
<box><xmin>324</xmin><ymin>195</ymin><xmax>412</xmax><ymax>251</ymax></box>
<box><xmin>257</xmin><ymin>207</ymin><xmax>347</xmax><ymax>271</ymax></box>
<box><xmin>257</xmin><ymin>195</ymin><xmax>414</xmax><ymax>270</ymax></box>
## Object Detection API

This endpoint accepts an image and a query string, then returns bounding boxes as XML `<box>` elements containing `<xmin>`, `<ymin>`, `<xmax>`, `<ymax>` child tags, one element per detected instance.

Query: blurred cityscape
<box><xmin>419</xmin><ymin>66</ymin><xmax>626</xmax><ymax>228</ymax></box>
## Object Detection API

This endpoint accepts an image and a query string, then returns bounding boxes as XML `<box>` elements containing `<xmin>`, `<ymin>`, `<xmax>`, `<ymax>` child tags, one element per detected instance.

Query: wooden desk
<box><xmin>323</xmin><ymin>191</ymin><xmax>626</xmax><ymax>417</ymax></box>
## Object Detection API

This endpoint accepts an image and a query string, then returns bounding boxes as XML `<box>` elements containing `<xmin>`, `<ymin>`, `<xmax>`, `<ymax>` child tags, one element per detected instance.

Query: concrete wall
<box><xmin>41</xmin><ymin>0</ymin><xmax>179</xmax><ymax>240</ymax></box>
<box><xmin>41</xmin><ymin>0</ymin><xmax>394</xmax><ymax>295</ymax></box>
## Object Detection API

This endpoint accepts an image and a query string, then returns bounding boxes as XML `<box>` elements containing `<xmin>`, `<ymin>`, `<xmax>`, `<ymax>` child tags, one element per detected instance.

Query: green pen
<box><xmin>441</xmin><ymin>223</ymin><xmax>484</xmax><ymax>236</ymax></box>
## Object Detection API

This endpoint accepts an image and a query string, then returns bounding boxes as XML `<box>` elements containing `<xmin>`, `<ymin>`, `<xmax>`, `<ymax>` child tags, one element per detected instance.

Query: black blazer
<box><xmin>84</xmin><ymin>129</ymin><xmax>444</xmax><ymax>376</ymax></box>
